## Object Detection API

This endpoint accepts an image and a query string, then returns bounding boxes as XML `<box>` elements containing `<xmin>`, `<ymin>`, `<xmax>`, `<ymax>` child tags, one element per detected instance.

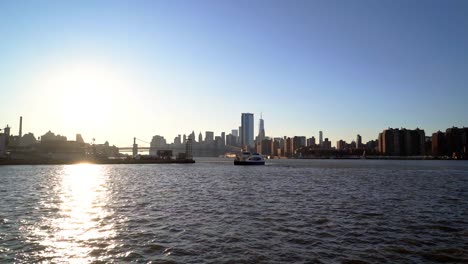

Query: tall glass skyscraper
<box><xmin>257</xmin><ymin>115</ymin><xmax>265</xmax><ymax>143</ymax></box>
<box><xmin>241</xmin><ymin>113</ymin><xmax>254</xmax><ymax>148</ymax></box>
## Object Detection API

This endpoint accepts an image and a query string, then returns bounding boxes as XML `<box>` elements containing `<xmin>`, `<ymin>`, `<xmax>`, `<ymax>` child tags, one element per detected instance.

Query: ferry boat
<box><xmin>234</xmin><ymin>152</ymin><xmax>265</xmax><ymax>165</ymax></box>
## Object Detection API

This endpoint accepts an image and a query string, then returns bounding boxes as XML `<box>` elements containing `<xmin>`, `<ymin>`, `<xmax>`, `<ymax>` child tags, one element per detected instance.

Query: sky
<box><xmin>0</xmin><ymin>0</ymin><xmax>467</xmax><ymax>147</ymax></box>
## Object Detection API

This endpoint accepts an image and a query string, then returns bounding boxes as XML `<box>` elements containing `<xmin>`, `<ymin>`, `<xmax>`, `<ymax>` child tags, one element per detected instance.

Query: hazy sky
<box><xmin>1</xmin><ymin>0</ymin><xmax>467</xmax><ymax>147</ymax></box>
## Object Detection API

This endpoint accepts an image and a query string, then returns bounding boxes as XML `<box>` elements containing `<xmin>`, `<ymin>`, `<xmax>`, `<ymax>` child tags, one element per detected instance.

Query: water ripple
<box><xmin>0</xmin><ymin>160</ymin><xmax>467</xmax><ymax>263</ymax></box>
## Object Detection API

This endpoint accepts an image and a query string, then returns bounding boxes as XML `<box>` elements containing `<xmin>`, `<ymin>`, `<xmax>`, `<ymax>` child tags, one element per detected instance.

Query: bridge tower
<box><xmin>132</xmin><ymin>137</ymin><xmax>138</xmax><ymax>157</ymax></box>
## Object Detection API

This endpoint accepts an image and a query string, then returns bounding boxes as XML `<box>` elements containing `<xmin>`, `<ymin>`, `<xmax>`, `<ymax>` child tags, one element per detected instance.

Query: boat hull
<box><xmin>234</xmin><ymin>160</ymin><xmax>265</xmax><ymax>165</ymax></box>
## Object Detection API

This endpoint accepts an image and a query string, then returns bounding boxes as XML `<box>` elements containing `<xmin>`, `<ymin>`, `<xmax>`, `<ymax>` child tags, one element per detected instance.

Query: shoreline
<box><xmin>0</xmin><ymin>159</ymin><xmax>196</xmax><ymax>166</ymax></box>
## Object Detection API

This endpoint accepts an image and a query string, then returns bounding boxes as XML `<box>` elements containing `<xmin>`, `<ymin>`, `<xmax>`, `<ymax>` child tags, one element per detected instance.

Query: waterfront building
<box><xmin>293</xmin><ymin>136</ymin><xmax>306</xmax><ymax>151</ymax></box>
<box><xmin>257</xmin><ymin>115</ymin><xmax>265</xmax><ymax>144</ymax></box>
<box><xmin>76</xmin><ymin>134</ymin><xmax>84</xmax><ymax>144</ymax></box>
<box><xmin>319</xmin><ymin>131</ymin><xmax>323</xmax><ymax>147</ymax></box>
<box><xmin>442</xmin><ymin>127</ymin><xmax>468</xmax><ymax>158</ymax></box>
<box><xmin>307</xmin><ymin>136</ymin><xmax>316</xmax><ymax>147</ymax></box>
<box><xmin>221</xmin><ymin>132</ymin><xmax>226</xmax><ymax>146</ymax></box>
<box><xmin>198</xmin><ymin>132</ymin><xmax>203</xmax><ymax>144</ymax></box>
<box><xmin>41</xmin><ymin>131</ymin><xmax>67</xmax><ymax>142</ymax></box>
<box><xmin>432</xmin><ymin>131</ymin><xmax>447</xmax><ymax>157</ymax></box>
<box><xmin>260</xmin><ymin>138</ymin><xmax>272</xmax><ymax>156</ymax></box>
<box><xmin>205</xmin><ymin>131</ymin><xmax>214</xmax><ymax>143</ymax></box>
<box><xmin>274</xmin><ymin>137</ymin><xmax>284</xmax><ymax>149</ymax></box>
<box><xmin>241</xmin><ymin>113</ymin><xmax>254</xmax><ymax>148</ymax></box>
<box><xmin>357</xmin><ymin>134</ymin><xmax>362</xmax><ymax>149</ymax></box>
<box><xmin>322</xmin><ymin>138</ymin><xmax>332</xmax><ymax>149</ymax></box>
<box><xmin>214</xmin><ymin>136</ymin><xmax>222</xmax><ymax>147</ymax></box>
<box><xmin>174</xmin><ymin>135</ymin><xmax>182</xmax><ymax>145</ymax></box>
<box><xmin>365</xmin><ymin>140</ymin><xmax>379</xmax><ymax>152</ymax></box>
<box><xmin>21</xmin><ymin>132</ymin><xmax>37</xmax><ymax>146</ymax></box>
<box><xmin>150</xmin><ymin>135</ymin><xmax>167</xmax><ymax>156</ymax></box>
<box><xmin>189</xmin><ymin>131</ymin><xmax>196</xmax><ymax>142</ymax></box>
<box><xmin>378</xmin><ymin>128</ymin><xmax>425</xmax><ymax>156</ymax></box>
<box><xmin>226</xmin><ymin>133</ymin><xmax>237</xmax><ymax>146</ymax></box>
<box><xmin>0</xmin><ymin>127</ymin><xmax>7</xmax><ymax>157</ymax></box>
<box><xmin>336</xmin><ymin>140</ymin><xmax>347</xmax><ymax>151</ymax></box>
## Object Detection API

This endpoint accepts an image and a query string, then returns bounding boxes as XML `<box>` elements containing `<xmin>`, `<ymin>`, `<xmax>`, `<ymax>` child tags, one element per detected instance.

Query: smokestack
<box><xmin>19</xmin><ymin>116</ymin><xmax>22</xmax><ymax>138</ymax></box>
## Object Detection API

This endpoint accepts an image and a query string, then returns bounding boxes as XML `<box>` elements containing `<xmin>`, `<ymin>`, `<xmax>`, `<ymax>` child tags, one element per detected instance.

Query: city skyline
<box><xmin>2</xmin><ymin>113</ymin><xmax>466</xmax><ymax>151</ymax></box>
<box><xmin>1</xmin><ymin>1</ymin><xmax>467</xmax><ymax>146</ymax></box>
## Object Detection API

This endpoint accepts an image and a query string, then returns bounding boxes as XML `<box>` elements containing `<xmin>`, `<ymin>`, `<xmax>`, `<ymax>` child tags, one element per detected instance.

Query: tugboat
<box><xmin>234</xmin><ymin>152</ymin><xmax>265</xmax><ymax>165</ymax></box>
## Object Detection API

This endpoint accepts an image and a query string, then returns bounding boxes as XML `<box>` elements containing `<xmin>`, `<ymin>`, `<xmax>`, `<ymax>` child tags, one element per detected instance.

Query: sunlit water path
<box><xmin>0</xmin><ymin>159</ymin><xmax>467</xmax><ymax>263</ymax></box>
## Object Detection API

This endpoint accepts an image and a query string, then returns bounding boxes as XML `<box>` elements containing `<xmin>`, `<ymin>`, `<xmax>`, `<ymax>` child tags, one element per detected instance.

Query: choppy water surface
<box><xmin>0</xmin><ymin>159</ymin><xmax>467</xmax><ymax>263</ymax></box>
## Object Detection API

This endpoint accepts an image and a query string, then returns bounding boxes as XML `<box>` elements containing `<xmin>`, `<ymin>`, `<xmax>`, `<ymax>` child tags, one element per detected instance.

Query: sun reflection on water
<box><xmin>33</xmin><ymin>164</ymin><xmax>115</xmax><ymax>262</ymax></box>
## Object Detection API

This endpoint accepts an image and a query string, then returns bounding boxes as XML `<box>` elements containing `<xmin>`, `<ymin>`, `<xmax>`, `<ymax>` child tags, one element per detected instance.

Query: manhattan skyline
<box><xmin>1</xmin><ymin>0</ymin><xmax>467</xmax><ymax>147</ymax></box>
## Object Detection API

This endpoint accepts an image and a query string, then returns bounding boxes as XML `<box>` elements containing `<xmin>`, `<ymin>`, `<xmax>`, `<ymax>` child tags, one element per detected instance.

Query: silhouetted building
<box><xmin>189</xmin><ymin>131</ymin><xmax>196</xmax><ymax>142</ymax></box>
<box><xmin>0</xmin><ymin>126</ymin><xmax>9</xmax><ymax>157</ymax></box>
<box><xmin>365</xmin><ymin>140</ymin><xmax>378</xmax><ymax>152</ymax></box>
<box><xmin>226</xmin><ymin>133</ymin><xmax>237</xmax><ymax>146</ymax></box>
<box><xmin>257</xmin><ymin>138</ymin><xmax>272</xmax><ymax>156</ymax></box>
<box><xmin>41</xmin><ymin>131</ymin><xmax>67</xmax><ymax>142</ymax></box>
<box><xmin>174</xmin><ymin>135</ymin><xmax>182</xmax><ymax>145</ymax></box>
<box><xmin>274</xmin><ymin>137</ymin><xmax>284</xmax><ymax>149</ymax></box>
<box><xmin>198</xmin><ymin>132</ymin><xmax>203</xmax><ymax>144</ymax></box>
<box><xmin>241</xmin><ymin>113</ymin><xmax>254</xmax><ymax>148</ymax></box>
<box><xmin>76</xmin><ymin>134</ymin><xmax>84</xmax><ymax>144</ymax></box>
<box><xmin>319</xmin><ymin>131</ymin><xmax>323</xmax><ymax>147</ymax></box>
<box><xmin>432</xmin><ymin>131</ymin><xmax>447</xmax><ymax>157</ymax></box>
<box><xmin>356</xmin><ymin>134</ymin><xmax>362</xmax><ymax>149</ymax></box>
<box><xmin>257</xmin><ymin>115</ymin><xmax>265</xmax><ymax>144</ymax></box>
<box><xmin>149</xmin><ymin>135</ymin><xmax>167</xmax><ymax>156</ymax></box>
<box><xmin>283</xmin><ymin>137</ymin><xmax>294</xmax><ymax>157</ymax></box>
<box><xmin>21</xmin><ymin>132</ymin><xmax>37</xmax><ymax>146</ymax></box>
<box><xmin>307</xmin><ymin>136</ymin><xmax>316</xmax><ymax>147</ymax></box>
<box><xmin>272</xmin><ymin>139</ymin><xmax>280</xmax><ymax>156</ymax></box>
<box><xmin>205</xmin><ymin>131</ymin><xmax>214</xmax><ymax>143</ymax></box>
<box><xmin>322</xmin><ymin>138</ymin><xmax>332</xmax><ymax>149</ymax></box>
<box><xmin>378</xmin><ymin>128</ymin><xmax>425</xmax><ymax>156</ymax></box>
<box><xmin>293</xmin><ymin>136</ymin><xmax>306</xmax><ymax>151</ymax></box>
<box><xmin>337</xmin><ymin>140</ymin><xmax>347</xmax><ymax>151</ymax></box>
<box><xmin>445</xmin><ymin>127</ymin><xmax>468</xmax><ymax>158</ymax></box>
<box><xmin>19</xmin><ymin>116</ymin><xmax>22</xmax><ymax>143</ymax></box>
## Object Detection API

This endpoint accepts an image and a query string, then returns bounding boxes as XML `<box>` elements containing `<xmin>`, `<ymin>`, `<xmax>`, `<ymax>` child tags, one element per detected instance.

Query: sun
<box><xmin>35</xmin><ymin>59</ymin><xmax>133</xmax><ymax>131</ymax></box>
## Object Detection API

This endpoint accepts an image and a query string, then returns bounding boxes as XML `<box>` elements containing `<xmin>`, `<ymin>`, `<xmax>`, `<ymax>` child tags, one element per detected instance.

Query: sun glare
<box><xmin>31</xmin><ymin>164</ymin><xmax>116</xmax><ymax>262</ymax></box>
<box><xmin>34</xmin><ymin>60</ymin><xmax>134</xmax><ymax>130</ymax></box>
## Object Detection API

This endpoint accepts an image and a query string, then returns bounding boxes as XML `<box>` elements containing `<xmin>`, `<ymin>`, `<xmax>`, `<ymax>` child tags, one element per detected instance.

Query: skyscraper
<box><xmin>205</xmin><ymin>131</ymin><xmax>214</xmax><ymax>143</ymax></box>
<box><xmin>319</xmin><ymin>131</ymin><xmax>323</xmax><ymax>147</ymax></box>
<box><xmin>241</xmin><ymin>113</ymin><xmax>254</xmax><ymax>148</ymax></box>
<box><xmin>257</xmin><ymin>114</ymin><xmax>265</xmax><ymax>144</ymax></box>
<box><xmin>231</xmin><ymin>129</ymin><xmax>238</xmax><ymax>137</ymax></box>
<box><xmin>356</xmin><ymin>134</ymin><xmax>362</xmax><ymax>149</ymax></box>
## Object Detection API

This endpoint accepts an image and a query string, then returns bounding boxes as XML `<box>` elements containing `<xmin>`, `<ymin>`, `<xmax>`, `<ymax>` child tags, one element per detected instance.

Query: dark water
<box><xmin>0</xmin><ymin>159</ymin><xmax>467</xmax><ymax>263</ymax></box>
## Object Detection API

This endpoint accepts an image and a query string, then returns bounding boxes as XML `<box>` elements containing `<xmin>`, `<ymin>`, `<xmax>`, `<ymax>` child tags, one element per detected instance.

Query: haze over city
<box><xmin>1</xmin><ymin>0</ymin><xmax>467</xmax><ymax>146</ymax></box>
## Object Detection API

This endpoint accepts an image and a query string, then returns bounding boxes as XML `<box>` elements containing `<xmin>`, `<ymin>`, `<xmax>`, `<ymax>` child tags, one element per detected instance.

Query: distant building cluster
<box><xmin>431</xmin><ymin>127</ymin><xmax>468</xmax><ymax>159</ymax></box>
<box><xmin>0</xmin><ymin>116</ymin><xmax>119</xmax><ymax>161</ymax></box>
<box><xmin>1</xmin><ymin>115</ymin><xmax>467</xmax><ymax>160</ymax></box>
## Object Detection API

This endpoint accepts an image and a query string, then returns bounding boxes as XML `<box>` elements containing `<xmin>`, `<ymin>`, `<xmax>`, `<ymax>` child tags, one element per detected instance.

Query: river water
<box><xmin>0</xmin><ymin>159</ymin><xmax>467</xmax><ymax>263</ymax></box>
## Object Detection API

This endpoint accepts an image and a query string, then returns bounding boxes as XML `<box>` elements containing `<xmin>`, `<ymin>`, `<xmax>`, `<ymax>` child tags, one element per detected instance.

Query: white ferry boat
<box><xmin>234</xmin><ymin>152</ymin><xmax>265</xmax><ymax>165</ymax></box>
